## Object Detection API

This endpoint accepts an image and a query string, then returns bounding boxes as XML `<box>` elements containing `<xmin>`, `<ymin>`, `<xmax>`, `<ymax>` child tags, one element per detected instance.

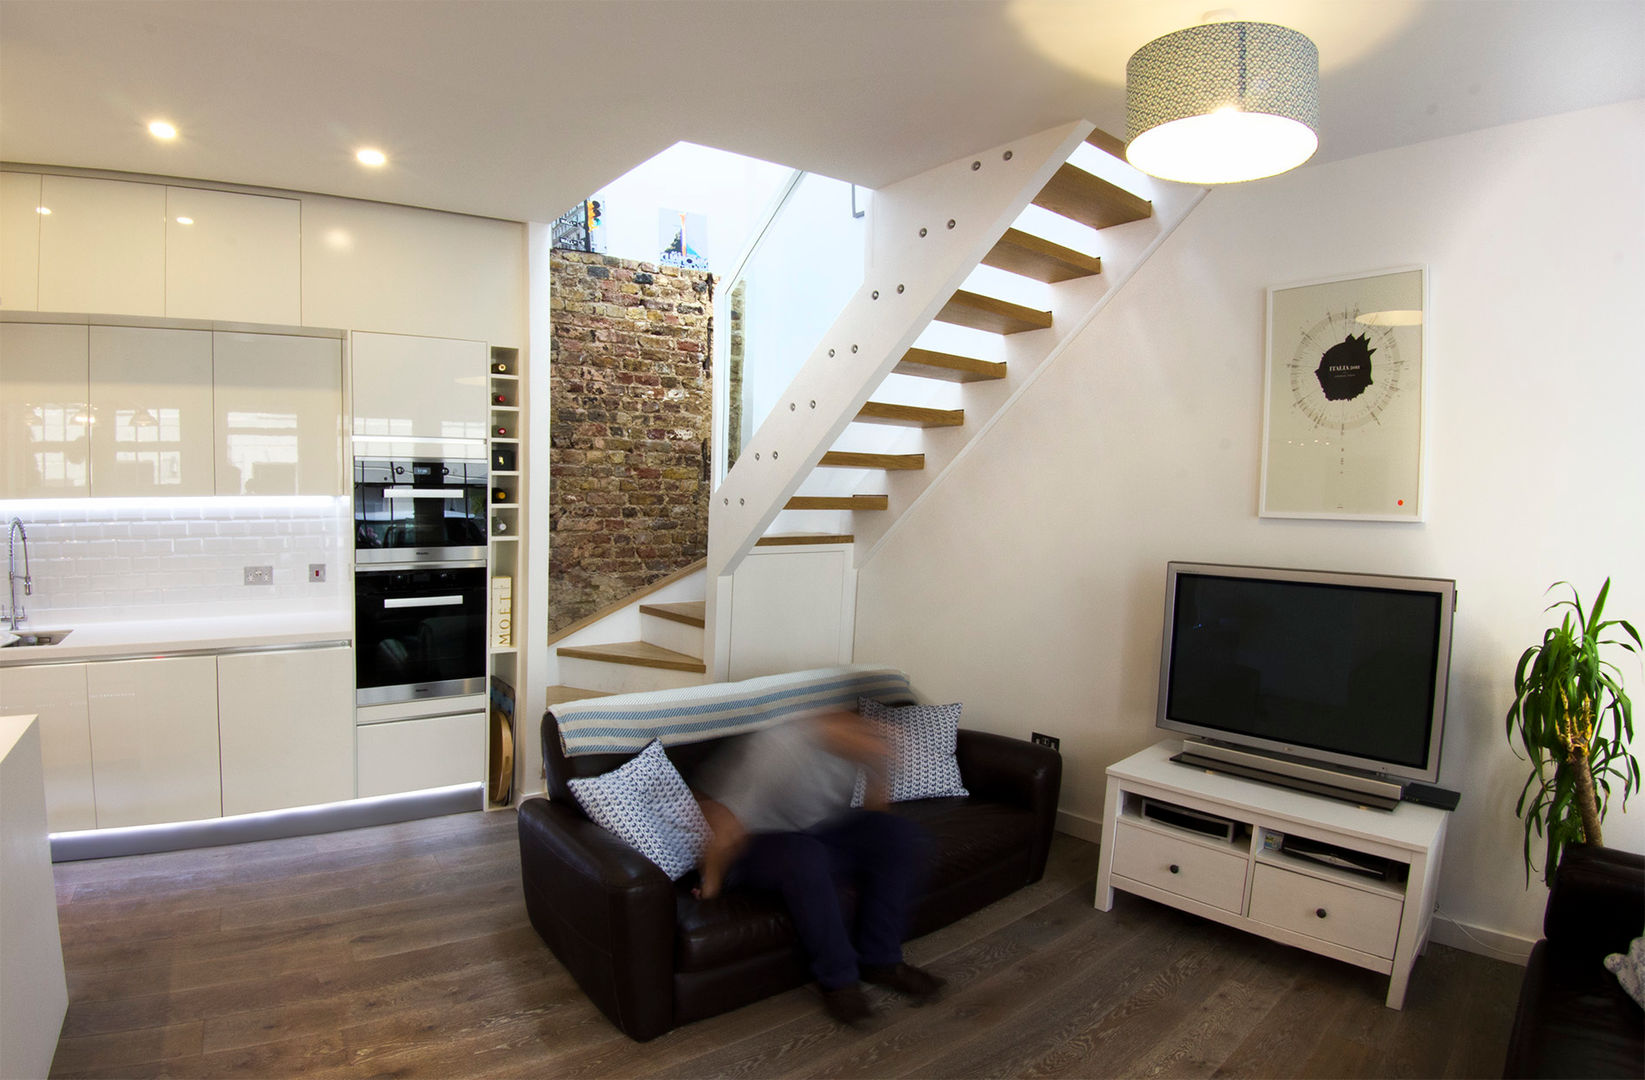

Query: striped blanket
<box><xmin>553</xmin><ymin>665</ymin><xmax>915</xmax><ymax>757</ymax></box>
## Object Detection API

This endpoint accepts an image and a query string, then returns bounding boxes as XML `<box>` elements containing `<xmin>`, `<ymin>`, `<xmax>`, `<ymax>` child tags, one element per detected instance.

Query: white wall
<box><xmin>853</xmin><ymin>100</ymin><xmax>1645</xmax><ymax>952</ymax></box>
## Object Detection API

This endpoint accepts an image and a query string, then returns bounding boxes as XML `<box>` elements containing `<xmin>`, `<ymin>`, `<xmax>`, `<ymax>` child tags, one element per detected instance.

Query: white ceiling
<box><xmin>1</xmin><ymin>0</ymin><xmax>1640</xmax><ymax>224</ymax></box>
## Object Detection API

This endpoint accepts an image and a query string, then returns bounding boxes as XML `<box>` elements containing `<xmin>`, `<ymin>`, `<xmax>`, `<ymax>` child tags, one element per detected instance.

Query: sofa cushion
<box><xmin>676</xmin><ymin>886</ymin><xmax>803</xmax><ymax>973</ymax></box>
<box><xmin>889</xmin><ymin>796</ymin><xmax>1037</xmax><ymax>893</ymax></box>
<box><xmin>567</xmin><ymin>739</ymin><xmax>711</xmax><ymax>880</ymax></box>
<box><xmin>859</xmin><ymin>698</ymin><xmax>969</xmax><ymax>803</ymax></box>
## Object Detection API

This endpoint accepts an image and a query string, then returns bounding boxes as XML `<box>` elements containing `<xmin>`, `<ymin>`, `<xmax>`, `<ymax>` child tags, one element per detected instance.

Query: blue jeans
<box><xmin>728</xmin><ymin>809</ymin><xmax>931</xmax><ymax>990</ymax></box>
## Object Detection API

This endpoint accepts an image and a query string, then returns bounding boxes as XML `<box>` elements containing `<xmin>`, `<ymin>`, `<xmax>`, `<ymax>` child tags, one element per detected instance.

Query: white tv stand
<box><xmin>1094</xmin><ymin>740</ymin><xmax>1448</xmax><ymax>1009</ymax></box>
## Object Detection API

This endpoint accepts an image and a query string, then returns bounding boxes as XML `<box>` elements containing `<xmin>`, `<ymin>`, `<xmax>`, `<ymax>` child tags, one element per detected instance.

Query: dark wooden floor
<box><xmin>49</xmin><ymin>810</ymin><xmax>1522</xmax><ymax>1078</ymax></box>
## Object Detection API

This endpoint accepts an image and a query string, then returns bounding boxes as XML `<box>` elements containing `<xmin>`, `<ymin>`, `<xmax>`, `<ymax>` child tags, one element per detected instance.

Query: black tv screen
<box><xmin>1157</xmin><ymin>563</ymin><xmax>1455</xmax><ymax>783</ymax></box>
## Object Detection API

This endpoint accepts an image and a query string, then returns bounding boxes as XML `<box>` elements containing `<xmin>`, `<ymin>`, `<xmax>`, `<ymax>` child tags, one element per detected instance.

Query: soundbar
<box><xmin>1173</xmin><ymin>739</ymin><xmax>1403</xmax><ymax>811</ymax></box>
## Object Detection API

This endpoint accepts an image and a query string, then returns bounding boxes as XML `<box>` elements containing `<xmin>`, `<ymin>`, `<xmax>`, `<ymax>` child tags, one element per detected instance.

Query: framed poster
<box><xmin>1261</xmin><ymin>265</ymin><xmax>1428</xmax><ymax>521</ymax></box>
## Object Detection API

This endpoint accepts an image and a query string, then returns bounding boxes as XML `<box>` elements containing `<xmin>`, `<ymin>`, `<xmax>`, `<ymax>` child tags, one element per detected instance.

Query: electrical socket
<box><xmin>1031</xmin><ymin>732</ymin><xmax>1061</xmax><ymax>751</ymax></box>
<box><xmin>243</xmin><ymin>565</ymin><xmax>273</xmax><ymax>586</ymax></box>
<box><xmin>308</xmin><ymin>563</ymin><xmax>326</xmax><ymax>583</ymax></box>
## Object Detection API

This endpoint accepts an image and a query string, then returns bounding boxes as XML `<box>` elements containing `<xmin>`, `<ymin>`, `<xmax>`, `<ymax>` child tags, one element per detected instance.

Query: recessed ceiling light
<box><xmin>35</xmin><ymin>206</ymin><xmax>51</xmax><ymax>215</ymax></box>
<box><xmin>174</xmin><ymin>216</ymin><xmax>194</xmax><ymax>226</ymax></box>
<box><xmin>356</xmin><ymin>148</ymin><xmax>387</xmax><ymax>167</ymax></box>
<box><xmin>148</xmin><ymin>120</ymin><xmax>178</xmax><ymax>140</ymax></box>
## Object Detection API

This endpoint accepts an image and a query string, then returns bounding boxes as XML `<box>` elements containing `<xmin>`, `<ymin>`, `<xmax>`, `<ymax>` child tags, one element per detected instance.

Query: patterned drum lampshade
<box><xmin>1126</xmin><ymin>21</ymin><xmax>1319</xmax><ymax>184</ymax></box>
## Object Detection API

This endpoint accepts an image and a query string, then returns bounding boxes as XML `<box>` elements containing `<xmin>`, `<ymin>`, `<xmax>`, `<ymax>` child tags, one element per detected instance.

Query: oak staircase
<box><xmin>757</xmin><ymin>127</ymin><xmax>1157</xmax><ymax>552</ymax></box>
<box><xmin>547</xmin><ymin>121</ymin><xmax>1203</xmax><ymax>698</ymax></box>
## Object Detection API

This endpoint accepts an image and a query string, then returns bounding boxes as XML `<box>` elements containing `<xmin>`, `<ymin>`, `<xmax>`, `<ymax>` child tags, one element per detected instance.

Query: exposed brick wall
<box><xmin>549</xmin><ymin>251</ymin><xmax>712</xmax><ymax>633</ymax></box>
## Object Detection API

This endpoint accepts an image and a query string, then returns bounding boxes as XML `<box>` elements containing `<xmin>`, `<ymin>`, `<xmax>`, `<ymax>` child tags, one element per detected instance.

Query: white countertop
<box><xmin>0</xmin><ymin>611</ymin><xmax>352</xmax><ymax>666</ymax></box>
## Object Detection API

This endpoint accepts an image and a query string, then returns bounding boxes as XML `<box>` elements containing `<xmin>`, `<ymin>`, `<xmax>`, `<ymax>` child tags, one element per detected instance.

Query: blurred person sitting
<box><xmin>694</xmin><ymin>707</ymin><xmax>945</xmax><ymax>1024</ymax></box>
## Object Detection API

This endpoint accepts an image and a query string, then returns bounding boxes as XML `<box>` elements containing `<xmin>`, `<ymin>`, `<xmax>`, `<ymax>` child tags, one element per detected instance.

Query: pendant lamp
<box><xmin>1126</xmin><ymin>20</ymin><xmax>1319</xmax><ymax>184</ymax></box>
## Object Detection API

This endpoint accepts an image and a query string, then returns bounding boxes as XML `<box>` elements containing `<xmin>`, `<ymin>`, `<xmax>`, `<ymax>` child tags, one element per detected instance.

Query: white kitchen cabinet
<box><xmin>0</xmin><ymin>172</ymin><xmax>42</xmax><ymax>311</ymax></box>
<box><xmin>217</xmin><ymin>647</ymin><xmax>354</xmax><ymax>816</ymax></box>
<box><xmin>0</xmin><ymin>663</ymin><xmax>96</xmax><ymax>832</ymax></box>
<box><xmin>166</xmin><ymin>187</ymin><xmax>301</xmax><ymax>325</ymax></box>
<box><xmin>37</xmin><ymin>176</ymin><xmax>165</xmax><ymax>317</ymax></box>
<box><xmin>357</xmin><ymin>710</ymin><xmax>485</xmax><ymax>798</ymax></box>
<box><xmin>213</xmin><ymin>331</ymin><xmax>343</xmax><ymax>495</ymax></box>
<box><xmin>0</xmin><ymin>322</ymin><xmax>91</xmax><ymax>498</ymax></box>
<box><xmin>351</xmin><ymin>331</ymin><xmax>488</xmax><ymax>457</ymax></box>
<box><xmin>85</xmin><ymin>655</ymin><xmax>220</xmax><ymax>828</ymax></box>
<box><xmin>89</xmin><ymin>325</ymin><xmax>214</xmax><ymax>496</ymax></box>
<box><xmin>301</xmin><ymin>194</ymin><xmax>526</xmax><ymax>345</ymax></box>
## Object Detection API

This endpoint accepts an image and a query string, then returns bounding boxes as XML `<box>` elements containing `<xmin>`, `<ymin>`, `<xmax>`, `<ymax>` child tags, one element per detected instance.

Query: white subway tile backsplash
<box><xmin>2</xmin><ymin>498</ymin><xmax>349</xmax><ymax>622</ymax></box>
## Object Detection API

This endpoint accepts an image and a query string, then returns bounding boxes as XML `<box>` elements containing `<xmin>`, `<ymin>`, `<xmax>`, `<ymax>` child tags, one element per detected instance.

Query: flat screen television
<box><xmin>1157</xmin><ymin>562</ymin><xmax>1456</xmax><ymax>787</ymax></box>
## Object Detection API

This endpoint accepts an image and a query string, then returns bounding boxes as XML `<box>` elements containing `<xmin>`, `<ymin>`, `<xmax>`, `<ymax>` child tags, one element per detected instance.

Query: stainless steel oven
<box><xmin>354</xmin><ymin>457</ymin><xmax>488</xmax><ymax>564</ymax></box>
<box><xmin>354</xmin><ymin>564</ymin><xmax>488</xmax><ymax>705</ymax></box>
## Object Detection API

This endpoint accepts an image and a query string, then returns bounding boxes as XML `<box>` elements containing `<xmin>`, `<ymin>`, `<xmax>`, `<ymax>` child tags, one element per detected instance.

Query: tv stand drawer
<box><xmin>1248</xmin><ymin>864</ymin><xmax>1403</xmax><ymax>958</ymax></box>
<box><xmin>1110</xmin><ymin>821</ymin><xmax>1247</xmax><ymax>913</ymax></box>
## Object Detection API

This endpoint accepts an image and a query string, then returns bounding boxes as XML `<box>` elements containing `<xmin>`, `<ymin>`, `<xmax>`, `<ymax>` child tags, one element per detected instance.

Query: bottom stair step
<box><xmin>757</xmin><ymin>533</ymin><xmax>854</xmax><ymax>547</ymax></box>
<box><xmin>544</xmin><ymin>685</ymin><xmax>612</xmax><ymax>708</ymax></box>
<box><xmin>555</xmin><ymin>641</ymin><xmax>707</xmax><ymax>673</ymax></box>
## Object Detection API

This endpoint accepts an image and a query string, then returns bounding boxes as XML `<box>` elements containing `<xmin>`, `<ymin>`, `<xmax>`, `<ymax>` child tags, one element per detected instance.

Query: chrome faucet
<box><xmin>6</xmin><ymin>517</ymin><xmax>31</xmax><ymax>631</ymax></box>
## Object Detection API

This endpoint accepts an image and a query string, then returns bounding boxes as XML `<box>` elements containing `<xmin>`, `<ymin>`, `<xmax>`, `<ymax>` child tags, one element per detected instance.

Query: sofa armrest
<box><xmin>955</xmin><ymin>729</ymin><xmax>1062</xmax><ymax>882</ymax></box>
<box><xmin>516</xmin><ymin>797</ymin><xmax>678</xmax><ymax>1040</ymax></box>
<box><xmin>1543</xmin><ymin>844</ymin><xmax>1645</xmax><ymax>964</ymax></box>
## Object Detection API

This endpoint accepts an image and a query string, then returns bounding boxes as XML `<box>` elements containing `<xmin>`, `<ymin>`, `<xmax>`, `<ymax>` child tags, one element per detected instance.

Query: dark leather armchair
<box><xmin>518</xmin><ymin>715</ymin><xmax>1062</xmax><ymax>1040</ymax></box>
<box><xmin>1502</xmin><ymin>844</ymin><xmax>1644</xmax><ymax>1078</ymax></box>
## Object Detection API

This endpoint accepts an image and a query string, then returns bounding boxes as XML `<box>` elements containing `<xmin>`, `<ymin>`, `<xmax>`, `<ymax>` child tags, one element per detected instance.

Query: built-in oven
<box><xmin>355</xmin><ymin>564</ymin><xmax>488</xmax><ymax>706</ymax></box>
<box><xmin>354</xmin><ymin>457</ymin><xmax>488</xmax><ymax>564</ymax></box>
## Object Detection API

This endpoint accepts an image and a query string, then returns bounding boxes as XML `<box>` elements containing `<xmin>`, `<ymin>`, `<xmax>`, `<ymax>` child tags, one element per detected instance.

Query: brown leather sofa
<box><xmin>517</xmin><ymin>709</ymin><xmax>1063</xmax><ymax>1040</ymax></box>
<box><xmin>1502</xmin><ymin>844</ymin><xmax>1644</xmax><ymax>1078</ymax></box>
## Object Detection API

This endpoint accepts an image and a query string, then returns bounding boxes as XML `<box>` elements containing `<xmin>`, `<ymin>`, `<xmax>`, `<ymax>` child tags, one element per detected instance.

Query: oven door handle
<box><xmin>382</xmin><ymin>595</ymin><xmax>466</xmax><ymax>609</ymax></box>
<box><xmin>382</xmin><ymin>488</ymin><xmax>470</xmax><ymax>499</ymax></box>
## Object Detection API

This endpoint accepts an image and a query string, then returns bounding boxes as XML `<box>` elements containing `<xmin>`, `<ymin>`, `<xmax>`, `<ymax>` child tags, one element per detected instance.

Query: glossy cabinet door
<box><xmin>88</xmin><ymin>325</ymin><xmax>214</xmax><ymax>496</ymax></box>
<box><xmin>0</xmin><ymin>172</ymin><xmax>42</xmax><ymax>310</ymax></box>
<box><xmin>218</xmin><ymin>647</ymin><xmax>354</xmax><ymax>816</ymax></box>
<box><xmin>85</xmin><ymin>655</ymin><xmax>220</xmax><ymax>828</ymax></box>
<box><xmin>37</xmin><ymin>176</ymin><xmax>166</xmax><ymax>317</ymax></box>
<box><xmin>0</xmin><ymin>662</ymin><xmax>96</xmax><ymax>832</ymax></box>
<box><xmin>166</xmin><ymin>187</ymin><xmax>301</xmax><ymax>325</ymax></box>
<box><xmin>357</xmin><ymin>711</ymin><xmax>485</xmax><ymax>798</ymax></box>
<box><xmin>213</xmin><ymin>332</ymin><xmax>343</xmax><ymax>495</ymax></box>
<box><xmin>0</xmin><ymin>322</ymin><xmax>91</xmax><ymax>498</ymax></box>
<box><xmin>351</xmin><ymin>331</ymin><xmax>488</xmax><ymax>457</ymax></box>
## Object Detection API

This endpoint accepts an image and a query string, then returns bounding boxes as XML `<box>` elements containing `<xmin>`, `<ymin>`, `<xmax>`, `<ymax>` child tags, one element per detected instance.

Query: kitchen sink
<box><xmin>0</xmin><ymin>629</ymin><xmax>73</xmax><ymax>648</ymax></box>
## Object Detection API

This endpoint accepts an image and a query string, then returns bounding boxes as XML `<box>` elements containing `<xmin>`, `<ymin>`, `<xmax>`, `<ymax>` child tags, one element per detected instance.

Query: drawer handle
<box><xmin>1168</xmin><ymin>864</ymin><xmax>1180</xmax><ymax>875</ymax></box>
<box><xmin>1315</xmin><ymin>907</ymin><xmax>1328</xmax><ymax>919</ymax></box>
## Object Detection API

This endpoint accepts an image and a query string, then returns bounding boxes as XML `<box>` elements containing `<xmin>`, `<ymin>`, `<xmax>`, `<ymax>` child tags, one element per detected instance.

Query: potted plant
<box><xmin>1506</xmin><ymin>579</ymin><xmax>1640</xmax><ymax>885</ymax></box>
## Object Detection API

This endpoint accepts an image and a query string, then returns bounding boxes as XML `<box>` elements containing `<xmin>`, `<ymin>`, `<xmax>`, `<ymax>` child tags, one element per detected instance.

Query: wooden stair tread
<box><xmin>639</xmin><ymin>601</ymin><xmax>705</xmax><ymax>627</ymax></box>
<box><xmin>555</xmin><ymin>641</ymin><xmax>707</xmax><ymax>673</ymax></box>
<box><xmin>855</xmin><ymin>401</ymin><xmax>965</xmax><ymax>427</ymax></box>
<box><xmin>544</xmin><ymin>685</ymin><xmax>612</xmax><ymax>708</ymax></box>
<box><xmin>894</xmin><ymin>348</ymin><xmax>1007</xmax><ymax>383</ymax></box>
<box><xmin>1033</xmin><ymin>163</ymin><xmax>1152</xmax><ymax>231</ymax></box>
<box><xmin>935</xmin><ymin>289</ymin><xmax>1053</xmax><ymax>335</ymax></box>
<box><xmin>757</xmin><ymin>534</ymin><xmax>854</xmax><ymax>547</ymax></box>
<box><xmin>819</xmin><ymin>450</ymin><xmax>924</xmax><ymax>470</ymax></box>
<box><xmin>1085</xmin><ymin>126</ymin><xmax>1128</xmax><ymax>161</ymax></box>
<box><xmin>785</xmin><ymin>494</ymin><xmax>889</xmax><ymax>510</ymax></box>
<box><xmin>982</xmin><ymin>228</ymin><xmax>1102</xmax><ymax>283</ymax></box>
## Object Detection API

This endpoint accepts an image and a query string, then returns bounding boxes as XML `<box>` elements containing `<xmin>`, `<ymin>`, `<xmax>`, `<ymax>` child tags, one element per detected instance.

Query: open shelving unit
<box><xmin>486</xmin><ymin>345</ymin><xmax>524</xmax><ymax>811</ymax></box>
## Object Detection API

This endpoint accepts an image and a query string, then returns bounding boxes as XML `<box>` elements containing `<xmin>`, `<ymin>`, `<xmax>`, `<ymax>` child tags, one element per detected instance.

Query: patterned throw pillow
<box><xmin>859</xmin><ymin>697</ymin><xmax>969</xmax><ymax>803</ymax></box>
<box><xmin>566</xmin><ymin>739</ymin><xmax>711</xmax><ymax>880</ymax></box>
<box><xmin>1603</xmin><ymin>935</ymin><xmax>1645</xmax><ymax>1009</ymax></box>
